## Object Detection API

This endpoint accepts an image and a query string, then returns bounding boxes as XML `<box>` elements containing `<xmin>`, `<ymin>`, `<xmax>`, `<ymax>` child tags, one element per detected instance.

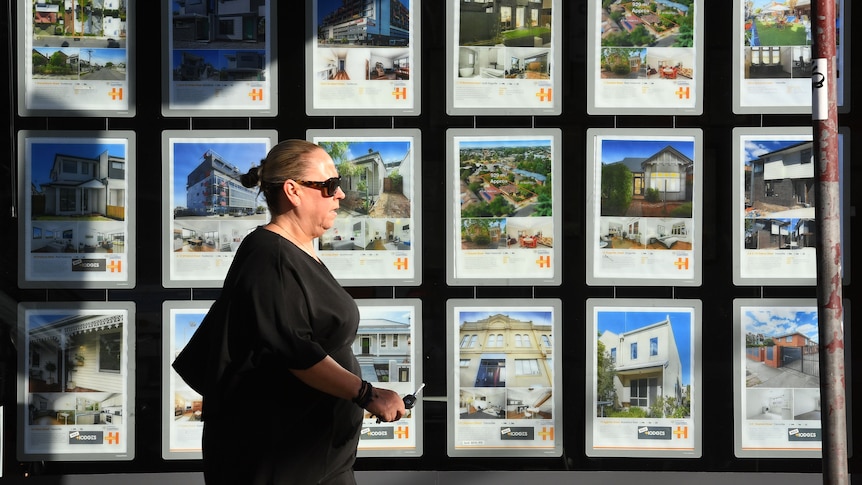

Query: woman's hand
<box><xmin>364</xmin><ymin>387</ymin><xmax>406</xmax><ymax>422</ymax></box>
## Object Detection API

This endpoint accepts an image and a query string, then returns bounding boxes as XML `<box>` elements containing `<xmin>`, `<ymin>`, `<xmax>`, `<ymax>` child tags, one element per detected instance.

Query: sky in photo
<box><xmin>172</xmin><ymin>140</ymin><xmax>269</xmax><ymax>205</ymax></box>
<box><xmin>600</xmin><ymin>138</ymin><xmax>694</xmax><ymax>164</ymax></box>
<box><xmin>742</xmin><ymin>306</ymin><xmax>819</xmax><ymax>342</ymax></box>
<box><xmin>597</xmin><ymin>309</ymin><xmax>693</xmax><ymax>385</ymax></box>
<box><xmin>30</xmin><ymin>140</ymin><xmax>127</xmax><ymax>189</ymax></box>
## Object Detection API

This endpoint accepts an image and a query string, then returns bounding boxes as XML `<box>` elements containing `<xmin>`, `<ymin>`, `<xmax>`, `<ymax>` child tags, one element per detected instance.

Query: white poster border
<box><xmin>446</xmin><ymin>298</ymin><xmax>563</xmax><ymax>458</ymax></box>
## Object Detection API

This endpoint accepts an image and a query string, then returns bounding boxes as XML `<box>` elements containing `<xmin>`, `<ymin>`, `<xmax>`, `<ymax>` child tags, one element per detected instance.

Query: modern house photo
<box><xmin>597</xmin><ymin>315</ymin><xmax>688</xmax><ymax>417</ymax></box>
<box><xmin>355</xmin><ymin>314</ymin><xmax>412</xmax><ymax>384</ymax></box>
<box><xmin>33</xmin><ymin>149</ymin><xmax>127</xmax><ymax>220</ymax></box>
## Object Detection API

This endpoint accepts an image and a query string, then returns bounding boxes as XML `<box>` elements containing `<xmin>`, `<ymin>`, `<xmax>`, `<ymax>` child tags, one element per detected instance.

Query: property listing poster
<box><xmin>447</xmin><ymin>299</ymin><xmax>562</xmax><ymax>457</ymax></box>
<box><xmin>732</xmin><ymin>299</ymin><xmax>825</xmax><ymax>458</ymax></box>
<box><xmin>447</xmin><ymin>0</ymin><xmax>562</xmax><ymax>115</ymax></box>
<box><xmin>586</xmin><ymin>299</ymin><xmax>702</xmax><ymax>458</ymax></box>
<box><xmin>164</xmin><ymin>0</ymin><xmax>276</xmax><ymax>115</ymax></box>
<box><xmin>586</xmin><ymin>129</ymin><xmax>702</xmax><ymax>286</ymax></box>
<box><xmin>587</xmin><ymin>0</ymin><xmax>703</xmax><ymax>115</ymax></box>
<box><xmin>731</xmin><ymin>127</ymin><xmax>817</xmax><ymax>286</ymax></box>
<box><xmin>447</xmin><ymin>129</ymin><xmax>561</xmax><ymax>286</ymax></box>
<box><xmin>307</xmin><ymin>0</ymin><xmax>419</xmax><ymax>115</ymax></box>
<box><xmin>355</xmin><ymin>300</ymin><xmax>423</xmax><ymax>457</ymax></box>
<box><xmin>18</xmin><ymin>131</ymin><xmax>136</xmax><ymax>289</ymax></box>
<box><xmin>18</xmin><ymin>302</ymin><xmax>136</xmax><ymax>461</ymax></box>
<box><xmin>19</xmin><ymin>0</ymin><xmax>134</xmax><ymax>116</ymax></box>
<box><xmin>162</xmin><ymin>131</ymin><xmax>276</xmax><ymax>288</ymax></box>
<box><xmin>162</xmin><ymin>301</ymin><xmax>212</xmax><ymax>460</ymax></box>
<box><xmin>308</xmin><ymin>130</ymin><xmax>421</xmax><ymax>286</ymax></box>
<box><xmin>733</xmin><ymin>0</ymin><xmax>846</xmax><ymax>114</ymax></box>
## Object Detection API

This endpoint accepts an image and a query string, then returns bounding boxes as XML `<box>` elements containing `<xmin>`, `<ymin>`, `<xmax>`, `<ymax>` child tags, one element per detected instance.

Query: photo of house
<box><xmin>596</xmin><ymin>311</ymin><xmax>691</xmax><ymax>418</ymax></box>
<box><xmin>741</xmin><ymin>138</ymin><xmax>815</xmax><ymax>252</ymax></box>
<box><xmin>355</xmin><ymin>307</ymin><xmax>413</xmax><ymax>385</ymax></box>
<box><xmin>30</xmin><ymin>141</ymin><xmax>127</xmax><ymax>221</ymax></box>
<box><xmin>600</xmin><ymin>0</ymin><xmax>693</xmax><ymax>48</ymax></box>
<box><xmin>599</xmin><ymin>139</ymin><xmax>694</xmax><ymax>218</ymax></box>
<box><xmin>316</xmin><ymin>138</ymin><xmax>414</xmax><ymax>251</ymax></box>
<box><xmin>457</xmin><ymin>311</ymin><xmax>553</xmax><ymax>390</ymax></box>
<box><xmin>741</xmin><ymin>306</ymin><xmax>819</xmax><ymax>390</ymax></box>
<box><xmin>316</xmin><ymin>0</ymin><xmax>410</xmax><ymax>47</ymax></box>
<box><xmin>27</xmin><ymin>311</ymin><xmax>127</xmax><ymax>394</ymax></box>
<box><xmin>171</xmin><ymin>0</ymin><xmax>267</xmax><ymax>46</ymax></box>
<box><xmin>459</xmin><ymin>139</ymin><xmax>553</xmax><ymax>219</ymax></box>
<box><xmin>459</xmin><ymin>0</ymin><xmax>551</xmax><ymax>47</ymax></box>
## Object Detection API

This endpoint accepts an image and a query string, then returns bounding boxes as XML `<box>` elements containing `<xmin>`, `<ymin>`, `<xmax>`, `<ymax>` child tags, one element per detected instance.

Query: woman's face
<box><xmin>296</xmin><ymin>148</ymin><xmax>345</xmax><ymax>237</ymax></box>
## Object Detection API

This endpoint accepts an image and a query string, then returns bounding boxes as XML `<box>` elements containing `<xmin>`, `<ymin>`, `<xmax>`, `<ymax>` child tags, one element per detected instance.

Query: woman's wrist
<box><xmin>352</xmin><ymin>380</ymin><xmax>374</xmax><ymax>409</ymax></box>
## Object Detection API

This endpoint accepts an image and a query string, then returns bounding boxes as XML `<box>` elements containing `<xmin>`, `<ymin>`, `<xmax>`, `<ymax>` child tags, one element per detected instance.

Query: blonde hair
<box><xmin>240</xmin><ymin>139</ymin><xmax>323</xmax><ymax>214</ymax></box>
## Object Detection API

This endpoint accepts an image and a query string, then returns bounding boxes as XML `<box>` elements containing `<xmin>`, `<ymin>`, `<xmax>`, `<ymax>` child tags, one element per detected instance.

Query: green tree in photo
<box><xmin>601</xmin><ymin>163</ymin><xmax>633</xmax><ymax>216</ymax></box>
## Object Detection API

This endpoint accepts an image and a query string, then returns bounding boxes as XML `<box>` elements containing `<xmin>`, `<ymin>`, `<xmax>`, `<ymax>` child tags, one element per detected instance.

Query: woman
<box><xmin>173</xmin><ymin>139</ymin><xmax>405</xmax><ymax>484</ymax></box>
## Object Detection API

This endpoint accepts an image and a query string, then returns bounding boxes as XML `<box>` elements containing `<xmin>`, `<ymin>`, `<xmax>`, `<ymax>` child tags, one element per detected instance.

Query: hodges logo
<box><xmin>788</xmin><ymin>428</ymin><xmax>821</xmax><ymax>442</ymax></box>
<box><xmin>69</xmin><ymin>431</ymin><xmax>104</xmax><ymax>444</ymax></box>
<box><xmin>500</xmin><ymin>427</ymin><xmax>534</xmax><ymax>440</ymax></box>
<box><xmin>637</xmin><ymin>426</ymin><xmax>672</xmax><ymax>440</ymax></box>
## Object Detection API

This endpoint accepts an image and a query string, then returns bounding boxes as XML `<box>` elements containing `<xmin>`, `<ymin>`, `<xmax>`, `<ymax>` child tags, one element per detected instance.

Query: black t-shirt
<box><xmin>178</xmin><ymin>227</ymin><xmax>361</xmax><ymax>419</ymax></box>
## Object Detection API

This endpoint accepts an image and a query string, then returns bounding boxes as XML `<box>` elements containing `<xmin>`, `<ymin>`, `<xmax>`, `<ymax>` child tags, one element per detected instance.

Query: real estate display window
<box><xmin>17</xmin><ymin>0</ymin><xmax>136</xmax><ymax>116</ymax></box>
<box><xmin>17</xmin><ymin>131</ymin><xmax>137</xmax><ymax>289</ymax></box>
<box><xmin>587</xmin><ymin>0</ymin><xmax>704</xmax><ymax>115</ymax></box>
<box><xmin>732</xmin><ymin>299</ymin><xmax>852</xmax><ymax>458</ymax></box>
<box><xmin>306</xmin><ymin>0</ymin><xmax>421</xmax><ymax>116</ymax></box>
<box><xmin>586</xmin><ymin>128</ymin><xmax>703</xmax><ymax>287</ymax></box>
<box><xmin>18</xmin><ymin>301</ymin><xmax>136</xmax><ymax>461</ymax></box>
<box><xmin>446</xmin><ymin>0</ymin><xmax>562</xmax><ymax>115</ymax></box>
<box><xmin>161</xmin><ymin>1</ymin><xmax>277</xmax><ymax>116</ymax></box>
<box><xmin>446</xmin><ymin>129</ymin><xmax>562</xmax><ymax>286</ymax></box>
<box><xmin>586</xmin><ymin>298</ymin><xmax>703</xmax><ymax>458</ymax></box>
<box><xmin>161</xmin><ymin>130</ymin><xmax>277</xmax><ymax>288</ymax></box>
<box><xmin>447</xmin><ymin>298</ymin><xmax>563</xmax><ymax>458</ymax></box>
<box><xmin>729</xmin><ymin>126</ymin><xmax>849</xmax><ymax>286</ymax></box>
<box><xmin>732</xmin><ymin>0</ymin><xmax>848</xmax><ymax>114</ymax></box>
<box><xmin>306</xmin><ymin>129</ymin><xmax>422</xmax><ymax>286</ymax></box>
<box><xmin>354</xmin><ymin>299</ymin><xmax>424</xmax><ymax>458</ymax></box>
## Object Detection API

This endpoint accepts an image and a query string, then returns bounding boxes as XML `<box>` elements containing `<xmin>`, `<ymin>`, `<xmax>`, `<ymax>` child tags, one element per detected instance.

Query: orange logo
<box><xmin>675</xmin><ymin>86</ymin><xmax>690</xmax><ymax>99</ymax></box>
<box><xmin>106</xmin><ymin>432</ymin><xmax>120</xmax><ymax>445</ymax></box>
<box><xmin>109</xmin><ymin>88</ymin><xmax>123</xmax><ymax>100</ymax></box>
<box><xmin>674</xmin><ymin>257</ymin><xmax>689</xmax><ymax>270</ymax></box>
<box><xmin>538</xmin><ymin>427</ymin><xmax>554</xmax><ymax>440</ymax></box>
<box><xmin>394</xmin><ymin>258</ymin><xmax>409</xmax><ymax>270</ymax></box>
<box><xmin>674</xmin><ymin>426</ymin><xmax>688</xmax><ymax>439</ymax></box>
<box><xmin>535</xmin><ymin>255</ymin><xmax>551</xmax><ymax>268</ymax></box>
<box><xmin>107</xmin><ymin>261</ymin><xmax>122</xmax><ymax>273</ymax></box>
<box><xmin>392</xmin><ymin>87</ymin><xmax>407</xmax><ymax>100</ymax></box>
<box><xmin>395</xmin><ymin>426</ymin><xmax>409</xmax><ymax>439</ymax></box>
<box><xmin>249</xmin><ymin>89</ymin><xmax>264</xmax><ymax>101</ymax></box>
<box><xmin>536</xmin><ymin>88</ymin><xmax>552</xmax><ymax>102</ymax></box>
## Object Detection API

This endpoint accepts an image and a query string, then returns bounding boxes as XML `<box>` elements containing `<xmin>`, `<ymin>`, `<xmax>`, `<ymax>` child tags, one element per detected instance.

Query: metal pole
<box><xmin>811</xmin><ymin>0</ymin><xmax>847</xmax><ymax>484</ymax></box>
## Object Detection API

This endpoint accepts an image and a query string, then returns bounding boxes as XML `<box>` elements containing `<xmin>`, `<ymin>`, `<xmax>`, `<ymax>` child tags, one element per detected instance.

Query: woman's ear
<box><xmin>282</xmin><ymin>180</ymin><xmax>302</xmax><ymax>205</ymax></box>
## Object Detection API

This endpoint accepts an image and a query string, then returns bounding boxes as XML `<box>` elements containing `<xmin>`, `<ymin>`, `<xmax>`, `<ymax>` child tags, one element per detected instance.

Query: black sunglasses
<box><xmin>295</xmin><ymin>176</ymin><xmax>342</xmax><ymax>197</ymax></box>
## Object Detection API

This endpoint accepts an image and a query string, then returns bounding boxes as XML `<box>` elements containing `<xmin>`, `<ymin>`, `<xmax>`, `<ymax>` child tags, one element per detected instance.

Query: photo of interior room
<box><xmin>505</xmin><ymin>217</ymin><xmax>553</xmax><ymax>249</ymax></box>
<box><xmin>458</xmin><ymin>46</ymin><xmax>550</xmax><ymax>79</ymax></box>
<box><xmin>505</xmin><ymin>387</ymin><xmax>553</xmax><ymax>420</ymax></box>
<box><xmin>368</xmin><ymin>48</ymin><xmax>410</xmax><ymax>80</ymax></box>
<box><xmin>746</xmin><ymin>388</ymin><xmax>793</xmax><ymax>420</ymax></box>
<box><xmin>644</xmin><ymin>47</ymin><xmax>694</xmax><ymax>80</ymax></box>
<box><xmin>459</xmin><ymin>388</ymin><xmax>507</xmax><ymax>419</ymax></box>
<box><xmin>28</xmin><ymin>392</ymin><xmax>124</xmax><ymax>426</ymax></box>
